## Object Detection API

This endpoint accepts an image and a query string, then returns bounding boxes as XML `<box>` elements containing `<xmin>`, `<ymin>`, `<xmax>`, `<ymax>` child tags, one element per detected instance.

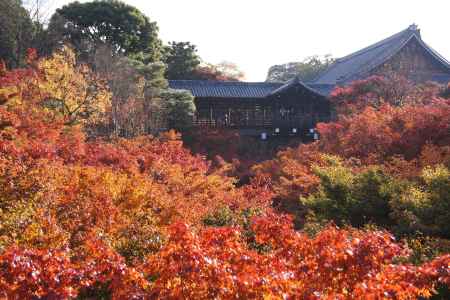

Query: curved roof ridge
<box><xmin>347</xmin><ymin>33</ymin><xmax>450</xmax><ymax>81</ymax></box>
<box><xmin>344</xmin><ymin>33</ymin><xmax>420</xmax><ymax>82</ymax></box>
<box><xmin>312</xmin><ymin>30</ymin><xmax>411</xmax><ymax>84</ymax></box>
<box><xmin>311</xmin><ymin>25</ymin><xmax>418</xmax><ymax>83</ymax></box>
<box><xmin>311</xmin><ymin>24</ymin><xmax>450</xmax><ymax>85</ymax></box>
<box><xmin>268</xmin><ymin>76</ymin><xmax>326</xmax><ymax>97</ymax></box>
<box><xmin>418</xmin><ymin>40</ymin><xmax>450</xmax><ymax>69</ymax></box>
<box><xmin>336</xmin><ymin>28</ymin><xmax>410</xmax><ymax>62</ymax></box>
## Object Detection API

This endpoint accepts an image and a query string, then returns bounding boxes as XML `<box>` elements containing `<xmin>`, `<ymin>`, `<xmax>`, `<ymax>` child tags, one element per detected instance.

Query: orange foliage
<box><xmin>0</xmin><ymin>52</ymin><xmax>449</xmax><ymax>299</ymax></box>
<box><xmin>254</xmin><ymin>79</ymin><xmax>449</xmax><ymax>206</ymax></box>
<box><xmin>330</xmin><ymin>74</ymin><xmax>444</xmax><ymax>115</ymax></box>
<box><xmin>253</xmin><ymin>144</ymin><xmax>324</xmax><ymax>202</ymax></box>
<box><xmin>316</xmin><ymin>101</ymin><xmax>450</xmax><ymax>164</ymax></box>
<box><xmin>0</xmin><ymin>52</ymin><xmax>273</xmax><ymax>259</ymax></box>
<box><xmin>3</xmin><ymin>216</ymin><xmax>448</xmax><ymax>299</ymax></box>
<box><xmin>5</xmin><ymin>215</ymin><xmax>445</xmax><ymax>299</ymax></box>
<box><xmin>138</xmin><ymin>215</ymin><xmax>449</xmax><ymax>298</ymax></box>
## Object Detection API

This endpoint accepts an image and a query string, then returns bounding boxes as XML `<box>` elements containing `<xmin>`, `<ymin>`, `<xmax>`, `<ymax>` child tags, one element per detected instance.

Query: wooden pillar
<box><xmin>263</xmin><ymin>107</ymin><xmax>266</xmax><ymax>126</ymax></box>
<box><xmin>210</xmin><ymin>106</ymin><xmax>213</xmax><ymax>127</ymax></box>
<box><xmin>246</xmin><ymin>108</ymin><xmax>249</xmax><ymax>126</ymax></box>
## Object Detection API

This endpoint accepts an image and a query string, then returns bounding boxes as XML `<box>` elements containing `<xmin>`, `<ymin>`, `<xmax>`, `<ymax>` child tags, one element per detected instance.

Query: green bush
<box><xmin>304</xmin><ymin>159</ymin><xmax>450</xmax><ymax>238</ymax></box>
<box><xmin>405</xmin><ymin>233</ymin><xmax>450</xmax><ymax>265</ymax></box>
<box><xmin>391</xmin><ymin>165</ymin><xmax>450</xmax><ymax>237</ymax></box>
<box><xmin>301</xmin><ymin>156</ymin><xmax>399</xmax><ymax>227</ymax></box>
<box><xmin>203</xmin><ymin>207</ymin><xmax>261</xmax><ymax>229</ymax></box>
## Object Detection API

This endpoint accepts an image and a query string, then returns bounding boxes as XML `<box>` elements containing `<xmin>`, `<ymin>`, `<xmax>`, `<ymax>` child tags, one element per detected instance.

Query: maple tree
<box><xmin>0</xmin><ymin>214</ymin><xmax>447</xmax><ymax>299</ymax></box>
<box><xmin>39</xmin><ymin>46</ymin><xmax>111</xmax><ymax>126</ymax></box>
<box><xmin>0</xmin><ymin>51</ymin><xmax>272</xmax><ymax>263</ymax></box>
<box><xmin>254</xmin><ymin>76</ymin><xmax>450</xmax><ymax>240</ymax></box>
<box><xmin>329</xmin><ymin>74</ymin><xmax>444</xmax><ymax>116</ymax></box>
<box><xmin>3</xmin><ymin>214</ymin><xmax>448</xmax><ymax>299</ymax></box>
<box><xmin>316</xmin><ymin>100</ymin><xmax>450</xmax><ymax>163</ymax></box>
<box><xmin>0</xmin><ymin>50</ymin><xmax>449</xmax><ymax>299</ymax></box>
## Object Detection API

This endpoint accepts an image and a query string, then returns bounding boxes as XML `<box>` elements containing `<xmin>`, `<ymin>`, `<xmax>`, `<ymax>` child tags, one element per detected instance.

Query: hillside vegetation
<box><xmin>0</xmin><ymin>46</ymin><xmax>448</xmax><ymax>299</ymax></box>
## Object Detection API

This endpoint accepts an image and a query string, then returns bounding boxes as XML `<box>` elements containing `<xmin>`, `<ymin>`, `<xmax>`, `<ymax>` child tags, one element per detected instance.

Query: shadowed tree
<box><xmin>0</xmin><ymin>0</ymin><xmax>34</xmax><ymax>67</ymax></box>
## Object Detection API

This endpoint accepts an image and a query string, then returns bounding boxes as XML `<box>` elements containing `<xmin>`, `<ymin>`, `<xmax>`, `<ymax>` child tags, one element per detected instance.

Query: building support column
<box><xmin>210</xmin><ymin>106</ymin><xmax>213</xmax><ymax>127</ymax></box>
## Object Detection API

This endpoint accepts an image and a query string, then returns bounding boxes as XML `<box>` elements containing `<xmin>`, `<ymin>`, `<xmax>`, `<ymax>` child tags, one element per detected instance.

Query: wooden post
<box><xmin>210</xmin><ymin>106</ymin><xmax>213</xmax><ymax>127</ymax></box>
<box><xmin>246</xmin><ymin>109</ymin><xmax>249</xmax><ymax>126</ymax></box>
<box><xmin>263</xmin><ymin>107</ymin><xmax>266</xmax><ymax>126</ymax></box>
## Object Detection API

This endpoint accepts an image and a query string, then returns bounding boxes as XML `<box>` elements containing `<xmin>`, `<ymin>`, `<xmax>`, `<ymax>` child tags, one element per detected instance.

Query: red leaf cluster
<box><xmin>316</xmin><ymin>100</ymin><xmax>450</xmax><ymax>163</ymax></box>
<box><xmin>0</xmin><ymin>51</ymin><xmax>449</xmax><ymax>299</ymax></box>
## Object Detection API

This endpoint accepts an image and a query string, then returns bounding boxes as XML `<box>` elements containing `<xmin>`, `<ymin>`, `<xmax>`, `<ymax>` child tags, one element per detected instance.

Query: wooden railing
<box><xmin>193</xmin><ymin>115</ymin><xmax>328</xmax><ymax>129</ymax></box>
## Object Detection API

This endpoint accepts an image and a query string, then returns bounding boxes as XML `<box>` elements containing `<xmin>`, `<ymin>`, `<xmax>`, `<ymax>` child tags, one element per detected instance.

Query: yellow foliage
<box><xmin>38</xmin><ymin>46</ymin><xmax>111</xmax><ymax>126</ymax></box>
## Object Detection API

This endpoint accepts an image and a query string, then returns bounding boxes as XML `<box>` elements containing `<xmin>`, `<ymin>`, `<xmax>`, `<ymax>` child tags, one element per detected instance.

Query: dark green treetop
<box><xmin>48</xmin><ymin>0</ymin><xmax>162</xmax><ymax>61</ymax></box>
<box><xmin>0</xmin><ymin>0</ymin><xmax>34</xmax><ymax>67</ymax></box>
<box><xmin>163</xmin><ymin>41</ymin><xmax>201</xmax><ymax>80</ymax></box>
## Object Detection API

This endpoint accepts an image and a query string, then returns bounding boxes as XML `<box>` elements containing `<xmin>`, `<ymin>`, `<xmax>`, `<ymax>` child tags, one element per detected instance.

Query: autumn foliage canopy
<box><xmin>0</xmin><ymin>51</ymin><xmax>449</xmax><ymax>299</ymax></box>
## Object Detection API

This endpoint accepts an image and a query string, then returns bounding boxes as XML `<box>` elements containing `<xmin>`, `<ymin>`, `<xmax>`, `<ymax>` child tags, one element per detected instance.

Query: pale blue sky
<box><xmin>55</xmin><ymin>0</ymin><xmax>450</xmax><ymax>81</ymax></box>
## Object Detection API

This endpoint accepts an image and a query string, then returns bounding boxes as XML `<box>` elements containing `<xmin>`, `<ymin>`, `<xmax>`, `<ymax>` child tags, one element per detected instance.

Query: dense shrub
<box><xmin>302</xmin><ymin>156</ymin><xmax>398</xmax><ymax>227</ymax></box>
<box><xmin>316</xmin><ymin>101</ymin><xmax>450</xmax><ymax>163</ymax></box>
<box><xmin>301</xmin><ymin>159</ymin><xmax>450</xmax><ymax>238</ymax></box>
<box><xmin>391</xmin><ymin>165</ymin><xmax>450</xmax><ymax>237</ymax></box>
<box><xmin>255</xmin><ymin>77</ymin><xmax>450</xmax><ymax>243</ymax></box>
<box><xmin>2</xmin><ymin>216</ymin><xmax>448</xmax><ymax>299</ymax></box>
<box><xmin>0</xmin><ymin>51</ymin><xmax>449</xmax><ymax>298</ymax></box>
<box><xmin>330</xmin><ymin>74</ymin><xmax>444</xmax><ymax>115</ymax></box>
<box><xmin>0</xmin><ymin>52</ymin><xmax>273</xmax><ymax>264</ymax></box>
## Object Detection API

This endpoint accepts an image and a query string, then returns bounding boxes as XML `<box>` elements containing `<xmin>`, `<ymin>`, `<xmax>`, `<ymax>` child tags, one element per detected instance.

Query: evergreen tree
<box><xmin>0</xmin><ymin>0</ymin><xmax>34</xmax><ymax>67</ymax></box>
<box><xmin>164</xmin><ymin>41</ymin><xmax>201</xmax><ymax>80</ymax></box>
<box><xmin>48</xmin><ymin>0</ymin><xmax>162</xmax><ymax>61</ymax></box>
<box><xmin>266</xmin><ymin>55</ymin><xmax>334</xmax><ymax>82</ymax></box>
<box><xmin>162</xmin><ymin>90</ymin><xmax>196</xmax><ymax>130</ymax></box>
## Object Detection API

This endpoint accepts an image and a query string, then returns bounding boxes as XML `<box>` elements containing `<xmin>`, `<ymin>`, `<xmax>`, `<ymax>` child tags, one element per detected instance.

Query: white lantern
<box><xmin>275</xmin><ymin>128</ymin><xmax>280</xmax><ymax>133</ymax></box>
<box><xmin>261</xmin><ymin>132</ymin><xmax>267</xmax><ymax>140</ymax></box>
<box><xmin>292</xmin><ymin>128</ymin><xmax>297</xmax><ymax>133</ymax></box>
<box><xmin>309</xmin><ymin>128</ymin><xmax>315</xmax><ymax>133</ymax></box>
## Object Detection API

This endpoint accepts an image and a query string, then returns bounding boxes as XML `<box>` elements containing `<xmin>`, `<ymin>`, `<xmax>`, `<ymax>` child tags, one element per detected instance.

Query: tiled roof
<box><xmin>170</xmin><ymin>25</ymin><xmax>450</xmax><ymax>99</ymax></box>
<box><xmin>313</xmin><ymin>24</ymin><xmax>450</xmax><ymax>85</ymax></box>
<box><xmin>168</xmin><ymin>80</ymin><xmax>283</xmax><ymax>98</ymax></box>
<box><xmin>168</xmin><ymin>78</ymin><xmax>330</xmax><ymax>99</ymax></box>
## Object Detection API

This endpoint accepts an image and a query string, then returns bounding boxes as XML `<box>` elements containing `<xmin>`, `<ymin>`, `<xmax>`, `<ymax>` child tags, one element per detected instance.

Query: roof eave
<box><xmin>418</xmin><ymin>40</ymin><xmax>450</xmax><ymax>70</ymax></box>
<box><xmin>268</xmin><ymin>77</ymin><xmax>328</xmax><ymax>98</ymax></box>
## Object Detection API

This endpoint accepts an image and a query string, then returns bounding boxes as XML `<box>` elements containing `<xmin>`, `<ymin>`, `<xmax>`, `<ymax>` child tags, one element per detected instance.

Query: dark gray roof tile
<box><xmin>170</xmin><ymin>25</ymin><xmax>450</xmax><ymax>99</ymax></box>
<box><xmin>313</xmin><ymin>24</ymin><xmax>450</xmax><ymax>85</ymax></box>
<box><xmin>168</xmin><ymin>80</ymin><xmax>283</xmax><ymax>98</ymax></box>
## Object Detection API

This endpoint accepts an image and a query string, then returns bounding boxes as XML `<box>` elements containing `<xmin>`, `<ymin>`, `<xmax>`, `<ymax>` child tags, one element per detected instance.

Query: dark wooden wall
<box><xmin>193</xmin><ymin>92</ymin><xmax>330</xmax><ymax>133</ymax></box>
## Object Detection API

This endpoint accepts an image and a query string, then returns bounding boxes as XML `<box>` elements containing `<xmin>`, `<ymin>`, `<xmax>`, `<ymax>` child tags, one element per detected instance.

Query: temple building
<box><xmin>312</xmin><ymin>24</ymin><xmax>450</xmax><ymax>93</ymax></box>
<box><xmin>169</xmin><ymin>25</ymin><xmax>450</xmax><ymax>136</ymax></box>
<box><xmin>169</xmin><ymin>78</ymin><xmax>330</xmax><ymax>137</ymax></box>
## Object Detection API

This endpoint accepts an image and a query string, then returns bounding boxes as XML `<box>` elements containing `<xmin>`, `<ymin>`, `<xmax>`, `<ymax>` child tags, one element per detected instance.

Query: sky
<box><xmin>54</xmin><ymin>0</ymin><xmax>450</xmax><ymax>81</ymax></box>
